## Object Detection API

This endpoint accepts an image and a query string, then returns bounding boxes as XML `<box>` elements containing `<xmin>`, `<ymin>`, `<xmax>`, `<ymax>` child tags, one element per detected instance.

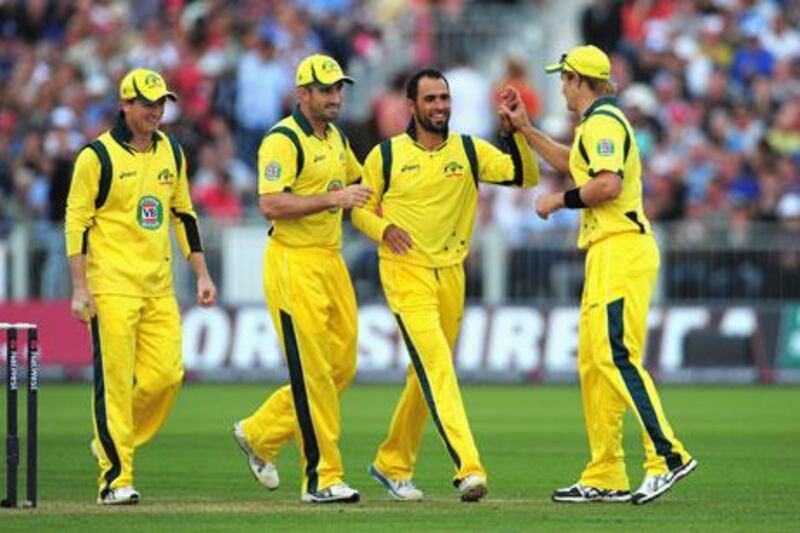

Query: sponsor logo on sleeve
<box><xmin>264</xmin><ymin>161</ymin><xmax>282</xmax><ymax>181</ymax></box>
<box><xmin>597</xmin><ymin>139</ymin><xmax>615</xmax><ymax>156</ymax></box>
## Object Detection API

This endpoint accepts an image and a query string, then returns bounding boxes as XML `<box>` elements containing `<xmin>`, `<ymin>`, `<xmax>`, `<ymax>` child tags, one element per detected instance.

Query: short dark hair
<box><xmin>405</xmin><ymin>68</ymin><xmax>449</xmax><ymax>100</ymax></box>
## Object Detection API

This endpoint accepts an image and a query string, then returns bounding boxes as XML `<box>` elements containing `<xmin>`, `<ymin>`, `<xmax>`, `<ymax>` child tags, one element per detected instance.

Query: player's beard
<box><xmin>311</xmin><ymin>103</ymin><xmax>340</xmax><ymax>123</ymax></box>
<box><xmin>415</xmin><ymin>108</ymin><xmax>450</xmax><ymax>134</ymax></box>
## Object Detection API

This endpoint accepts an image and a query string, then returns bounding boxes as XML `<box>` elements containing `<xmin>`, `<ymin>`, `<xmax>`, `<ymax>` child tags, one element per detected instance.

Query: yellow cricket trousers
<box><xmin>373</xmin><ymin>259</ymin><xmax>485</xmax><ymax>484</ymax></box>
<box><xmin>90</xmin><ymin>294</ymin><xmax>183</xmax><ymax>497</ymax></box>
<box><xmin>242</xmin><ymin>240</ymin><xmax>357</xmax><ymax>495</ymax></box>
<box><xmin>578</xmin><ymin>233</ymin><xmax>692</xmax><ymax>490</ymax></box>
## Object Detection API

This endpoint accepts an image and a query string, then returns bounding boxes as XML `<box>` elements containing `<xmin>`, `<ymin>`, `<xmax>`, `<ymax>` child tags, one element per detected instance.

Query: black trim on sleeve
<box><xmin>625</xmin><ymin>211</ymin><xmax>646</xmax><ymax>234</ymax></box>
<box><xmin>495</xmin><ymin>134</ymin><xmax>524</xmax><ymax>186</ymax></box>
<box><xmin>267</xmin><ymin>127</ymin><xmax>304</xmax><ymax>177</ymax></box>
<box><xmin>81</xmin><ymin>230</ymin><xmax>89</xmax><ymax>254</ymax></box>
<box><xmin>380</xmin><ymin>139</ymin><xmax>393</xmax><ymax>192</ymax></box>
<box><xmin>86</xmin><ymin>141</ymin><xmax>113</xmax><ymax>209</ymax></box>
<box><xmin>460</xmin><ymin>135</ymin><xmax>480</xmax><ymax>188</ymax></box>
<box><xmin>578</xmin><ymin>137</ymin><xmax>590</xmax><ymax>166</ymax></box>
<box><xmin>171</xmin><ymin>208</ymin><xmax>203</xmax><ymax>253</ymax></box>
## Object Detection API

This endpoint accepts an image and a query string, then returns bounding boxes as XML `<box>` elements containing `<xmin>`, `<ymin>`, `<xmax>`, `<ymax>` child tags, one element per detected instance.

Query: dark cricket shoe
<box><xmin>631</xmin><ymin>458</ymin><xmax>698</xmax><ymax>505</ymax></box>
<box><xmin>552</xmin><ymin>483</ymin><xmax>632</xmax><ymax>503</ymax></box>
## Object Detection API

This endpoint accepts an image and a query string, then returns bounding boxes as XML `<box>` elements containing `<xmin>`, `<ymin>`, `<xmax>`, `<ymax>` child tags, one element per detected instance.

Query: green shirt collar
<box><xmin>405</xmin><ymin>119</ymin><xmax>449</xmax><ymax>151</ymax></box>
<box><xmin>582</xmin><ymin>96</ymin><xmax>618</xmax><ymax>119</ymax></box>
<box><xmin>110</xmin><ymin>111</ymin><xmax>161</xmax><ymax>152</ymax></box>
<box><xmin>292</xmin><ymin>106</ymin><xmax>331</xmax><ymax>137</ymax></box>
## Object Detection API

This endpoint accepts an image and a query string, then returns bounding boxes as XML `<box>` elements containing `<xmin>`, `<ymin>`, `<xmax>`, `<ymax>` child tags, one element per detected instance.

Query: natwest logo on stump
<box><xmin>137</xmin><ymin>195</ymin><xmax>164</xmax><ymax>230</ymax></box>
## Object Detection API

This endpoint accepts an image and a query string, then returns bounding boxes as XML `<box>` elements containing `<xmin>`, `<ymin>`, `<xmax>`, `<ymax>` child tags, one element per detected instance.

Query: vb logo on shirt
<box><xmin>443</xmin><ymin>160</ymin><xmax>464</xmax><ymax>179</ymax></box>
<box><xmin>137</xmin><ymin>196</ymin><xmax>163</xmax><ymax>230</ymax></box>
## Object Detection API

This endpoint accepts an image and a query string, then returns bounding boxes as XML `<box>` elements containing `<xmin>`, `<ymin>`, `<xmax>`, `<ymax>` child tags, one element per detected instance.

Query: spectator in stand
<box><xmin>192</xmin><ymin>169</ymin><xmax>243</xmax><ymax>223</ymax></box>
<box><xmin>445</xmin><ymin>54</ymin><xmax>494</xmax><ymax>139</ymax></box>
<box><xmin>581</xmin><ymin>0</ymin><xmax>623</xmax><ymax>53</ymax></box>
<box><xmin>371</xmin><ymin>71</ymin><xmax>411</xmax><ymax>140</ymax></box>
<box><xmin>234</xmin><ymin>24</ymin><xmax>292</xmax><ymax>170</ymax></box>
<box><xmin>731</xmin><ymin>26</ymin><xmax>775</xmax><ymax>87</ymax></box>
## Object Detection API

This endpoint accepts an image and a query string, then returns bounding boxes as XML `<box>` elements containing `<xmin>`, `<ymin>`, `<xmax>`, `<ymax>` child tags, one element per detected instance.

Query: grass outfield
<box><xmin>1</xmin><ymin>384</ymin><xmax>798</xmax><ymax>531</ymax></box>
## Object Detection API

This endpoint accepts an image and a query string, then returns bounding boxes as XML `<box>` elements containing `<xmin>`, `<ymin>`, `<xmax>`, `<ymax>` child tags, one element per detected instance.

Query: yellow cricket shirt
<box><xmin>352</xmin><ymin>124</ymin><xmax>539</xmax><ymax>268</ymax></box>
<box><xmin>569</xmin><ymin>97</ymin><xmax>652</xmax><ymax>250</ymax></box>
<box><xmin>65</xmin><ymin>112</ymin><xmax>202</xmax><ymax>297</ymax></box>
<box><xmin>258</xmin><ymin>108</ymin><xmax>362</xmax><ymax>249</ymax></box>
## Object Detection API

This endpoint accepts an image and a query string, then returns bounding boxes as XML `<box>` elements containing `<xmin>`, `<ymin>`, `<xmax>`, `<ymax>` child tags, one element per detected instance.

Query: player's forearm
<box><xmin>68</xmin><ymin>254</ymin><xmax>89</xmax><ymax>291</ymax></box>
<box><xmin>578</xmin><ymin>174</ymin><xmax>621</xmax><ymax>206</ymax></box>
<box><xmin>352</xmin><ymin>206</ymin><xmax>391</xmax><ymax>243</ymax></box>
<box><xmin>517</xmin><ymin>124</ymin><xmax>571</xmax><ymax>173</ymax></box>
<box><xmin>259</xmin><ymin>192</ymin><xmax>337</xmax><ymax>220</ymax></box>
<box><xmin>187</xmin><ymin>252</ymin><xmax>211</xmax><ymax>279</ymax></box>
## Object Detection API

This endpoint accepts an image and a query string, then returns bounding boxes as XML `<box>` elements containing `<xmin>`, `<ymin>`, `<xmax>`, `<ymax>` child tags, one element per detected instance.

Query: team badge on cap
<box><xmin>295</xmin><ymin>54</ymin><xmax>355</xmax><ymax>87</ymax></box>
<box><xmin>119</xmin><ymin>68</ymin><xmax>177</xmax><ymax>103</ymax></box>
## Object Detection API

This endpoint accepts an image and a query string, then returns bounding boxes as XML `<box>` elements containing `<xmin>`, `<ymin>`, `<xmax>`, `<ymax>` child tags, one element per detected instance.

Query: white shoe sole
<box><xmin>301</xmin><ymin>491</ymin><xmax>361</xmax><ymax>504</ymax></box>
<box><xmin>98</xmin><ymin>491</ymin><xmax>140</xmax><ymax>505</ymax></box>
<box><xmin>232</xmin><ymin>422</ymin><xmax>279</xmax><ymax>490</ymax></box>
<box><xmin>632</xmin><ymin>459</ymin><xmax>698</xmax><ymax>506</ymax></box>
<box><xmin>368</xmin><ymin>465</ymin><xmax>423</xmax><ymax>501</ymax></box>
<box><xmin>553</xmin><ymin>494</ymin><xmax>631</xmax><ymax>503</ymax></box>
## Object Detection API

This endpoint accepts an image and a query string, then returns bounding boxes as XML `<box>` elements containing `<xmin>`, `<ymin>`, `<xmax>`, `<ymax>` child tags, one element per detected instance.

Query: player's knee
<box><xmin>333</xmin><ymin>360</ymin><xmax>357</xmax><ymax>391</ymax></box>
<box><xmin>138</xmin><ymin>367</ymin><xmax>184</xmax><ymax>395</ymax></box>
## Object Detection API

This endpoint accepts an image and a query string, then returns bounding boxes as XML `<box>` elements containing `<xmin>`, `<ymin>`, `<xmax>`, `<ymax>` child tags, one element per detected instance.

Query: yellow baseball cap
<box><xmin>545</xmin><ymin>45</ymin><xmax>611</xmax><ymax>80</ymax></box>
<box><xmin>119</xmin><ymin>68</ymin><xmax>177</xmax><ymax>103</ymax></box>
<box><xmin>295</xmin><ymin>54</ymin><xmax>354</xmax><ymax>87</ymax></box>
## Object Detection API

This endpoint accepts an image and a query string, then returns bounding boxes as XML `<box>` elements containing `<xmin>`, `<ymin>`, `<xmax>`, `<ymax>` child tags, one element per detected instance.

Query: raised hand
<box><xmin>498</xmin><ymin>85</ymin><xmax>530</xmax><ymax>131</ymax></box>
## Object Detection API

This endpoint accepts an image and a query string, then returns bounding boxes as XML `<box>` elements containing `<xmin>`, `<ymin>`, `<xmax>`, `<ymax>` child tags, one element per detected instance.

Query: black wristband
<box><xmin>563</xmin><ymin>187</ymin><xmax>587</xmax><ymax>209</ymax></box>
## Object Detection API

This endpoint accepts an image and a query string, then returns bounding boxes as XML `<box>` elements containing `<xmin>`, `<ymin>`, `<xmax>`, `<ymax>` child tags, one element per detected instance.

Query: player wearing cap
<box><xmin>500</xmin><ymin>45</ymin><xmax>697</xmax><ymax>505</ymax></box>
<box><xmin>352</xmin><ymin>69</ymin><xmax>539</xmax><ymax>502</ymax></box>
<box><xmin>65</xmin><ymin>68</ymin><xmax>217</xmax><ymax>505</ymax></box>
<box><xmin>232</xmin><ymin>54</ymin><xmax>369</xmax><ymax>504</ymax></box>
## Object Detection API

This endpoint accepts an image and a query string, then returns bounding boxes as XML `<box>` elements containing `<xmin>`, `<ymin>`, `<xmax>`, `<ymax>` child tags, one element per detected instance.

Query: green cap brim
<box><xmin>545</xmin><ymin>63</ymin><xmax>564</xmax><ymax>74</ymax></box>
<box><xmin>304</xmin><ymin>76</ymin><xmax>355</xmax><ymax>87</ymax></box>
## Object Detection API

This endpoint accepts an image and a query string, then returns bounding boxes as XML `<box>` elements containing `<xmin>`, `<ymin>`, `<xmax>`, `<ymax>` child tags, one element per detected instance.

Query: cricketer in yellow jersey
<box><xmin>65</xmin><ymin>68</ymin><xmax>217</xmax><ymax>505</ymax></box>
<box><xmin>352</xmin><ymin>69</ymin><xmax>540</xmax><ymax>502</ymax></box>
<box><xmin>232</xmin><ymin>54</ymin><xmax>369</xmax><ymax>504</ymax></box>
<box><xmin>500</xmin><ymin>45</ymin><xmax>697</xmax><ymax>505</ymax></box>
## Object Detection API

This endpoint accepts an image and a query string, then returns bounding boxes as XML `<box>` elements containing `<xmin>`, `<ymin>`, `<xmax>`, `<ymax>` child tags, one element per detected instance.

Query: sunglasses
<box><xmin>557</xmin><ymin>53</ymin><xmax>582</xmax><ymax>79</ymax></box>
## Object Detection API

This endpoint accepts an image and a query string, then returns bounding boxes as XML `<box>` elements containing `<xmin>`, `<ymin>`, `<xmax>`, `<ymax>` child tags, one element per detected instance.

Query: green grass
<box><xmin>1</xmin><ymin>384</ymin><xmax>798</xmax><ymax>531</ymax></box>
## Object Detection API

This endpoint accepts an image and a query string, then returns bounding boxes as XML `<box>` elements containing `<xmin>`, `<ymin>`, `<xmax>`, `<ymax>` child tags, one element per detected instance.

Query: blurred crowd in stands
<box><xmin>0</xmin><ymin>0</ymin><xmax>798</xmax><ymax>299</ymax></box>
